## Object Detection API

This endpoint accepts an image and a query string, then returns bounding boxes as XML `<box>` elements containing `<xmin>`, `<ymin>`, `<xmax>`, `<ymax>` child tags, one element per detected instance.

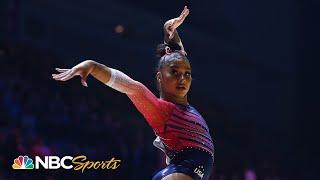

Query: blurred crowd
<box><xmin>0</xmin><ymin>45</ymin><xmax>291</xmax><ymax>179</ymax></box>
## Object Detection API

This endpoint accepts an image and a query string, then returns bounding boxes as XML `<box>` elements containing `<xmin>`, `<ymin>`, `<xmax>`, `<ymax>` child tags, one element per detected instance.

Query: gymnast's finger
<box><xmin>52</xmin><ymin>70</ymin><xmax>71</xmax><ymax>79</ymax></box>
<box><xmin>179</xmin><ymin>6</ymin><xmax>189</xmax><ymax>19</ymax></box>
<box><xmin>60</xmin><ymin>70</ymin><xmax>76</xmax><ymax>81</ymax></box>
<box><xmin>55</xmin><ymin>68</ymin><xmax>69</xmax><ymax>73</ymax></box>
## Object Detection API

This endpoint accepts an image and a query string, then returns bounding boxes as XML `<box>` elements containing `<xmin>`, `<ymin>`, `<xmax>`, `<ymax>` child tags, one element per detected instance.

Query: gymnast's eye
<box><xmin>185</xmin><ymin>71</ymin><xmax>191</xmax><ymax>77</ymax></box>
<box><xmin>171</xmin><ymin>69</ymin><xmax>179</xmax><ymax>76</ymax></box>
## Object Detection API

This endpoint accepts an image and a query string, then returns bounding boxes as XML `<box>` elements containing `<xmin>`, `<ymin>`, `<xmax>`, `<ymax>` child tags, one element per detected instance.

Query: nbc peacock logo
<box><xmin>12</xmin><ymin>155</ymin><xmax>34</xmax><ymax>169</ymax></box>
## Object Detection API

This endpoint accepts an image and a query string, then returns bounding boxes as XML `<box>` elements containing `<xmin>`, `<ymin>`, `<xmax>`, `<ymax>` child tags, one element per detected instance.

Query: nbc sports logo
<box><xmin>12</xmin><ymin>155</ymin><xmax>34</xmax><ymax>169</ymax></box>
<box><xmin>11</xmin><ymin>155</ymin><xmax>121</xmax><ymax>172</ymax></box>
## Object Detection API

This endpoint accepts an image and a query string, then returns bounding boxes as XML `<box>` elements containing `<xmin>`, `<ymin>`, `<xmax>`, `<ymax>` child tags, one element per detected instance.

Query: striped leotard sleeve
<box><xmin>105</xmin><ymin>68</ymin><xmax>173</xmax><ymax>128</ymax></box>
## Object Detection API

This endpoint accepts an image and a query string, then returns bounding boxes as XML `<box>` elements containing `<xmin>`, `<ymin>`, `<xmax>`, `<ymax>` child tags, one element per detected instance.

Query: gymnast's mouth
<box><xmin>176</xmin><ymin>86</ymin><xmax>186</xmax><ymax>90</ymax></box>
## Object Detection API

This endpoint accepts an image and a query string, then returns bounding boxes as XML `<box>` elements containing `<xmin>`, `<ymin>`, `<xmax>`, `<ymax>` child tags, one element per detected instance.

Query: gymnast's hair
<box><xmin>156</xmin><ymin>42</ymin><xmax>189</xmax><ymax>71</ymax></box>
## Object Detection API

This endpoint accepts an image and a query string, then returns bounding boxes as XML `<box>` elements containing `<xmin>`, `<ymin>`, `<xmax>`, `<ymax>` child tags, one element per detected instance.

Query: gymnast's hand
<box><xmin>164</xmin><ymin>6</ymin><xmax>189</xmax><ymax>40</ymax></box>
<box><xmin>52</xmin><ymin>60</ymin><xmax>94</xmax><ymax>87</ymax></box>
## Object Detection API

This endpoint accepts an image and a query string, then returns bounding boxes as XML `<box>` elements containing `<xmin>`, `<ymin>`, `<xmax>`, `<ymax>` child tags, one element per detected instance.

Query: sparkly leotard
<box><xmin>106</xmin><ymin>68</ymin><xmax>214</xmax><ymax>179</ymax></box>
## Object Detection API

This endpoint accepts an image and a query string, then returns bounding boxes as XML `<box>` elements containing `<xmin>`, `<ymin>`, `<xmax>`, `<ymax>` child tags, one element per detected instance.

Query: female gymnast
<box><xmin>52</xmin><ymin>6</ymin><xmax>214</xmax><ymax>180</ymax></box>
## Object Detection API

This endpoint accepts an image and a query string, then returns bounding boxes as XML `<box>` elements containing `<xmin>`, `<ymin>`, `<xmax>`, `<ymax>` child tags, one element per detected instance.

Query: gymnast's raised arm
<box><xmin>163</xmin><ymin>6</ymin><xmax>189</xmax><ymax>55</ymax></box>
<box><xmin>52</xmin><ymin>60</ymin><xmax>172</xmax><ymax>127</ymax></box>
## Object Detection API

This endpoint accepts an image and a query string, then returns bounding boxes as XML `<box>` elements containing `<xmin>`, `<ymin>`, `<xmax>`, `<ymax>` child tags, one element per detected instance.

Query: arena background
<box><xmin>0</xmin><ymin>0</ymin><xmax>318</xmax><ymax>179</ymax></box>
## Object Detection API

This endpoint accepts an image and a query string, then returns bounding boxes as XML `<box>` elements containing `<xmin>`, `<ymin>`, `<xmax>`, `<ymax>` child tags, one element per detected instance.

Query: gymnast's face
<box><xmin>157</xmin><ymin>59</ymin><xmax>192</xmax><ymax>99</ymax></box>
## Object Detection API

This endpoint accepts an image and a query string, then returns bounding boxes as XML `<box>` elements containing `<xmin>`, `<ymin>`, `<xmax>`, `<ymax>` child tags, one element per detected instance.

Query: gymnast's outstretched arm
<box><xmin>52</xmin><ymin>60</ymin><xmax>172</xmax><ymax>127</ymax></box>
<box><xmin>163</xmin><ymin>6</ymin><xmax>189</xmax><ymax>55</ymax></box>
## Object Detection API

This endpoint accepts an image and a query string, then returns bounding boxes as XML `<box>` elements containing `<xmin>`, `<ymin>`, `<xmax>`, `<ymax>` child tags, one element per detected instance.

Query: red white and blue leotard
<box><xmin>105</xmin><ymin>68</ymin><xmax>214</xmax><ymax>165</ymax></box>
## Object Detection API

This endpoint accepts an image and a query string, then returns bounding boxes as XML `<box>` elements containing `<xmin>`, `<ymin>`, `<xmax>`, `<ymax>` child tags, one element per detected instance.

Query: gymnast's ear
<box><xmin>156</xmin><ymin>71</ymin><xmax>162</xmax><ymax>82</ymax></box>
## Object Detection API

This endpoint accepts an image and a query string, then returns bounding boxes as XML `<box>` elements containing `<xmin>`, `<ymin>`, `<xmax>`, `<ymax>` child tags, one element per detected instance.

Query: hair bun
<box><xmin>156</xmin><ymin>42</ymin><xmax>182</xmax><ymax>57</ymax></box>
